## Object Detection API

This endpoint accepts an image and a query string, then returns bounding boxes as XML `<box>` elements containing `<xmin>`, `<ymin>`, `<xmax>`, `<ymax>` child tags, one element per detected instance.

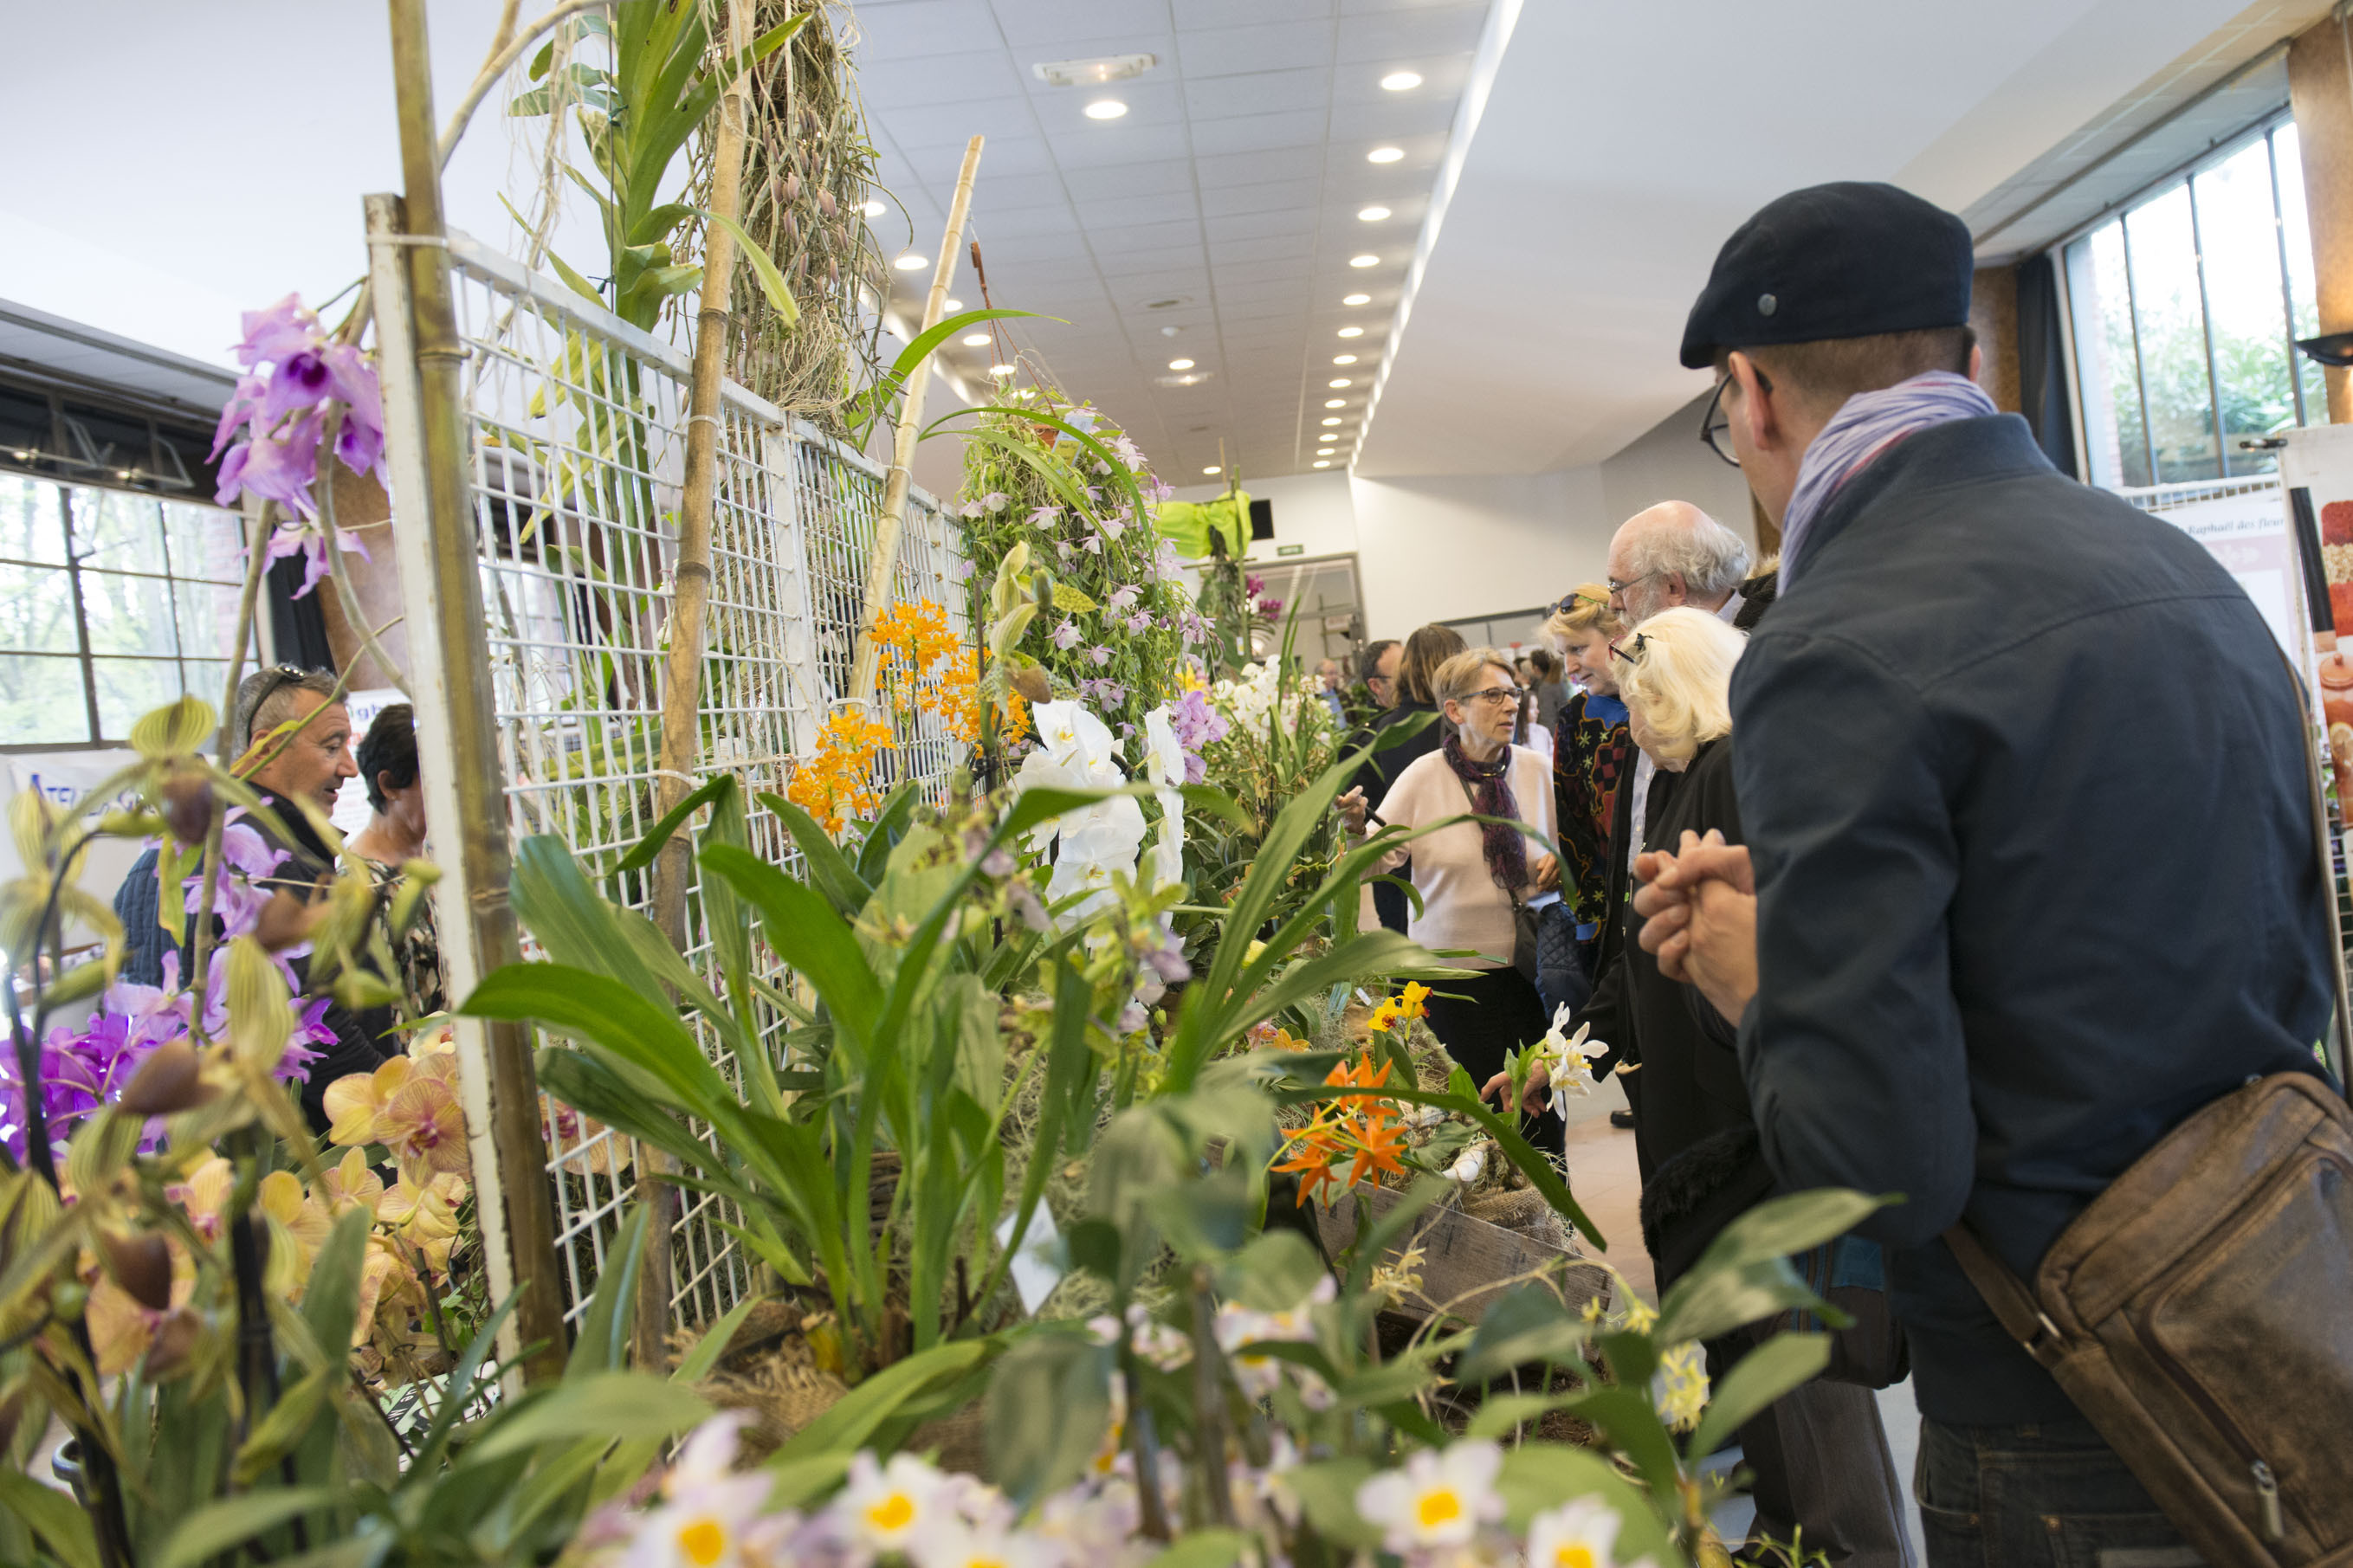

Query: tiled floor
<box><xmin>1559</xmin><ymin>1077</ymin><xmax>1927</xmax><ymax>1563</ymax></box>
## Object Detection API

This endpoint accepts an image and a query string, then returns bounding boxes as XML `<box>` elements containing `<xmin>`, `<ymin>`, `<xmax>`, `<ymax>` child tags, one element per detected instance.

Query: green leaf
<box><xmin>301</xmin><ymin>1208</ymin><xmax>373</xmax><ymax>1380</ymax></box>
<box><xmin>1216</xmin><ymin>1229</ymin><xmax>1327</xmax><ymax>1312</ymax></box>
<box><xmin>699</xmin><ymin>844</ymin><xmax>883</xmax><ymax>1058</ymax></box>
<box><xmin>0</xmin><ymin>1467</ymin><xmax>103</xmax><ymax>1568</ymax></box>
<box><xmin>1285</xmin><ymin>1457</ymin><xmax>1383</xmax><ymax>1550</ymax></box>
<box><xmin>772</xmin><ymin>1339</ymin><xmax>999</xmax><ymax>1462</ymax></box>
<box><xmin>1050</xmin><ymin>582</ymin><xmax>1099</xmax><ymax>613</ymax></box>
<box><xmin>1656</xmin><ymin>1259</ymin><xmax>1846</xmax><ymax>1346</ymax></box>
<box><xmin>755</xmin><ymin>790</ymin><xmax>871</xmax><ymax>916</ymax></box>
<box><xmin>700</xmin><ymin>208</ymin><xmax>798</xmax><ymax>326</ymax></box>
<box><xmin>1149</xmin><ymin>1530</ymin><xmax>1253</xmax><ymax>1568</ymax></box>
<box><xmin>462</xmin><ymin>965</ymin><xmax>730</xmax><ymax>1121</ymax></box>
<box><xmin>674</xmin><ymin>1293</ymin><xmax>765</xmax><ymax>1384</ymax></box>
<box><xmin>1687</xmin><ymin>1332</ymin><xmax>1833</xmax><ymax>1461</ymax></box>
<box><xmin>469</xmin><ymin>1371</ymin><xmax>708</xmax><ymax>1460</ymax></box>
<box><xmin>153</xmin><ymin>1487</ymin><xmax>333</xmax><ymax>1568</ymax></box>
<box><xmin>1688</xmin><ymin>1189</ymin><xmax>1896</xmax><ymax>1275</ymax></box>
<box><xmin>1465</xmin><ymin>1391</ymin><xmax>1585</xmax><ymax>1439</ymax></box>
<box><xmin>1495</xmin><ymin>1443</ymin><xmax>1675</xmax><ymax>1565</ymax></box>
<box><xmin>1456</xmin><ymin>1282</ymin><xmax>1592</xmax><ymax>1385</ymax></box>
<box><xmin>604</xmin><ymin>774</ymin><xmax>736</xmax><ymax>876</ymax></box>
<box><xmin>985</xmin><ymin>1330</ymin><xmax>1113</xmax><ymax>1508</ymax></box>
<box><xmin>569</xmin><ymin>1203</ymin><xmax>649</xmax><ymax>1379</ymax></box>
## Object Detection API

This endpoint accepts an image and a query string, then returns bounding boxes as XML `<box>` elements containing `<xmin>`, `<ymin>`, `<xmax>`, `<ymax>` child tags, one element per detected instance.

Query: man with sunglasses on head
<box><xmin>113</xmin><ymin>666</ymin><xmax>394</xmax><ymax>1132</ymax></box>
<box><xmin>1633</xmin><ymin>183</ymin><xmax>2333</xmax><ymax>1565</ymax></box>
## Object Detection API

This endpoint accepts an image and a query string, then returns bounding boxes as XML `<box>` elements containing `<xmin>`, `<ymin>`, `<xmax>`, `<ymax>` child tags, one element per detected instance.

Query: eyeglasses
<box><xmin>1698</xmin><ymin>362</ymin><xmax>1774</xmax><ymax>468</ymax></box>
<box><xmin>1459</xmin><ymin>685</ymin><xmax>1525</xmax><ymax>707</ymax></box>
<box><xmin>1608</xmin><ymin>633</ymin><xmax>1652</xmax><ymax>666</ymax></box>
<box><xmin>1605</xmin><ymin>571</ymin><xmax>1658</xmax><ymax>598</ymax></box>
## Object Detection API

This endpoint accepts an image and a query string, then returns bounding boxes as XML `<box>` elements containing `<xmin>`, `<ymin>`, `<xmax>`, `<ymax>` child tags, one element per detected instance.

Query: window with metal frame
<box><xmin>0</xmin><ymin>470</ymin><xmax>250</xmax><ymax>748</ymax></box>
<box><xmin>2062</xmin><ymin>113</ymin><xmax>2324</xmax><ymax>488</ymax></box>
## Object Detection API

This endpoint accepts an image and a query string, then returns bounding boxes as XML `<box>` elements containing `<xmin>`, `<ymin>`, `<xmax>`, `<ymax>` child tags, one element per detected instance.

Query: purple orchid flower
<box><xmin>1051</xmin><ymin>619</ymin><xmax>1083</xmax><ymax>651</ymax></box>
<box><xmin>235</xmin><ymin>294</ymin><xmax>322</xmax><ymax>369</ymax></box>
<box><xmin>1107</xmin><ymin>586</ymin><xmax>1141</xmax><ymax>611</ymax></box>
<box><xmin>1027</xmin><ymin>505</ymin><xmax>1061</xmax><ymax>527</ymax></box>
<box><xmin>1086</xmin><ymin>645</ymin><xmax>1112</xmax><ymax>668</ymax></box>
<box><xmin>1124</xmin><ymin>611</ymin><xmax>1153</xmax><ymax>634</ymax></box>
<box><xmin>1244</xmin><ymin>574</ymin><xmax>1266</xmax><ymax>597</ymax></box>
<box><xmin>1255</xmin><ymin>596</ymin><xmax>1285</xmax><ymax>619</ymax></box>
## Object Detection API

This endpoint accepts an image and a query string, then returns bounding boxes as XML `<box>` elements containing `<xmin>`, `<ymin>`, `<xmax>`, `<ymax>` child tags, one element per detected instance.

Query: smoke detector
<box><xmin>1034</xmin><ymin>53</ymin><xmax>1157</xmax><ymax>87</ymax></box>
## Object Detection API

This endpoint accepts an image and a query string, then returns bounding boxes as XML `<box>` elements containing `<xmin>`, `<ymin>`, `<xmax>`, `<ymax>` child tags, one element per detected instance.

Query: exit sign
<box><xmin>1277</xmin><ymin>544</ymin><xmax>1304</xmax><ymax>557</ymax></box>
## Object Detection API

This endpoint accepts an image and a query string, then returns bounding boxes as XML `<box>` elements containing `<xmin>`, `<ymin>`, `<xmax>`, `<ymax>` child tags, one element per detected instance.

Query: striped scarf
<box><xmin>1779</xmin><ymin>371</ymin><xmax>1995</xmax><ymax>585</ymax></box>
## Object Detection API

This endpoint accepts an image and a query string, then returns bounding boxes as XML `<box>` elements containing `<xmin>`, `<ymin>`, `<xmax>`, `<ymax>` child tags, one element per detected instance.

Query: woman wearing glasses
<box><xmin>1338</xmin><ymin>646</ymin><xmax>1565</xmax><ymax>1157</ymax></box>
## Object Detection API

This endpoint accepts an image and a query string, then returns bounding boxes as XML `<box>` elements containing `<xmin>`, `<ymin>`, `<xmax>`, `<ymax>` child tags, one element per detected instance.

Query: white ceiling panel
<box><xmin>857</xmin><ymin>0</ymin><xmax>1493</xmax><ymax>480</ymax></box>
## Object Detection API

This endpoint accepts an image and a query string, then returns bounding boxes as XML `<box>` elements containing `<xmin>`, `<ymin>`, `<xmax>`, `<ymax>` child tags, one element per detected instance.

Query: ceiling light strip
<box><xmin>1353</xmin><ymin>0</ymin><xmax>1525</xmax><ymax>471</ymax></box>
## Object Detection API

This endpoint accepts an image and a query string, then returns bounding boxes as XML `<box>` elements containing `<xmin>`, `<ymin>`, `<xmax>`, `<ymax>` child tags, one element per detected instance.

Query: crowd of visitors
<box><xmin>1326</xmin><ymin>178</ymin><xmax>2345</xmax><ymax>1568</ymax></box>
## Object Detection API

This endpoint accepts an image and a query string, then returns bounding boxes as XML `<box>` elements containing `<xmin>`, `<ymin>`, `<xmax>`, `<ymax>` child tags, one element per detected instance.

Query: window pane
<box><xmin>79</xmin><ymin>570</ymin><xmax>178</xmax><ymax>658</ymax></box>
<box><xmin>172</xmin><ymin>578</ymin><xmax>242</xmax><ymax>663</ymax></box>
<box><xmin>0</xmin><ymin>655</ymin><xmax>89</xmax><ymax>745</ymax></box>
<box><xmin>161</xmin><ymin>500</ymin><xmax>246</xmax><ymax>584</ymax></box>
<box><xmin>68</xmin><ymin>487</ymin><xmax>165</xmax><ymax>573</ymax></box>
<box><xmin>0</xmin><ymin>563</ymin><xmax>80</xmax><ymax>654</ymax></box>
<box><xmin>0</xmin><ymin>474</ymin><xmax>68</xmax><ymax>564</ymax></box>
<box><xmin>2126</xmin><ymin>186</ymin><xmax>2222</xmax><ymax>481</ymax></box>
<box><xmin>92</xmin><ymin>658</ymin><xmax>184</xmax><ymax>744</ymax></box>
<box><xmin>179</xmin><ymin>660</ymin><xmax>229</xmax><ymax>713</ymax></box>
<box><xmin>2067</xmin><ymin>226</ymin><xmax>2149</xmax><ymax>487</ymax></box>
<box><xmin>2192</xmin><ymin>141</ymin><xmax>2298</xmax><ymax>473</ymax></box>
<box><xmin>2274</xmin><ymin>122</ymin><xmax>2329</xmax><ymax>422</ymax></box>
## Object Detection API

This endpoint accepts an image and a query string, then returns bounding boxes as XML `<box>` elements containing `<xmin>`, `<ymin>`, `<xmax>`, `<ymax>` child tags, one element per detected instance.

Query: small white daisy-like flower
<box><xmin>1527</xmin><ymin>1497</ymin><xmax>1646</xmax><ymax>1568</ymax></box>
<box><xmin>1651</xmin><ymin>1340</ymin><xmax>1710</xmax><ymax>1432</ymax></box>
<box><xmin>841</xmin><ymin>1450</ymin><xmax>947</xmax><ymax>1553</ymax></box>
<box><xmin>1354</xmin><ymin>1441</ymin><xmax>1506</xmax><ymax>1552</ymax></box>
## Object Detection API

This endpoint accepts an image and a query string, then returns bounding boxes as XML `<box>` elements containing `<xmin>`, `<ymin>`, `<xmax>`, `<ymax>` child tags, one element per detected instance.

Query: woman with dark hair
<box><xmin>1338</xmin><ymin>623</ymin><xmax>1469</xmax><ymax>932</ymax></box>
<box><xmin>350</xmin><ymin>704</ymin><xmax>444</xmax><ymax>1023</ymax></box>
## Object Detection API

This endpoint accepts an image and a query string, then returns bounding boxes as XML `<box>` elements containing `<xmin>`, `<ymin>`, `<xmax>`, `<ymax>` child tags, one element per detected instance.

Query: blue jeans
<box><xmin>1917</xmin><ymin>1416</ymin><xmax>2201</xmax><ymax>1568</ymax></box>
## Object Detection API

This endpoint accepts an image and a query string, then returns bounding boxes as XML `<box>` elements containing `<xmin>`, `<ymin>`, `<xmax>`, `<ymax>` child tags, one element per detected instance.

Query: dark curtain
<box><xmin>266</xmin><ymin>553</ymin><xmax>335</xmax><ymax>672</ymax></box>
<box><xmin>2015</xmin><ymin>253</ymin><xmax>2078</xmax><ymax>479</ymax></box>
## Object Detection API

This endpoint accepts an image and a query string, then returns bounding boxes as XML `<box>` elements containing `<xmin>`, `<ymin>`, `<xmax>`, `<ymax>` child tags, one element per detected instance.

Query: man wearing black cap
<box><xmin>1639</xmin><ymin>182</ymin><xmax>2332</xmax><ymax>1562</ymax></box>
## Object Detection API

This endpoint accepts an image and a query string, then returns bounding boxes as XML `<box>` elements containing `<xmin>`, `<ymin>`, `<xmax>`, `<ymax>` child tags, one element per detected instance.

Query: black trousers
<box><xmin>1420</xmin><ymin>965</ymin><xmax>1566</xmax><ymax>1158</ymax></box>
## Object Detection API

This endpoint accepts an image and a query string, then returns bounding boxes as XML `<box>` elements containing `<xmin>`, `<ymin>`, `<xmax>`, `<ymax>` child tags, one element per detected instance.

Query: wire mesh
<box><xmin>436</xmin><ymin>235</ymin><xmax>967</xmax><ymax>1332</ymax></box>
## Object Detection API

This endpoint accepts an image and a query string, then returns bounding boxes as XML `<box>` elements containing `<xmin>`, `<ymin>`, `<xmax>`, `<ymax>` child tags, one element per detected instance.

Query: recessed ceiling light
<box><xmin>1357</xmin><ymin>205</ymin><xmax>1391</xmax><ymax>223</ymax></box>
<box><xmin>1316</xmin><ymin>448</ymin><xmax>1335</xmax><ymax>455</ymax></box>
<box><xmin>989</xmin><ymin>363</ymin><xmax>1015</xmax><ymax>376</ymax></box>
<box><xmin>1348</xmin><ymin>254</ymin><xmax>1380</xmax><ymax>268</ymax></box>
<box><xmin>1320</xmin><ymin>416</ymin><xmax>1342</xmax><ymax>426</ymax></box>
<box><xmin>1084</xmin><ymin>99</ymin><xmax>1128</xmax><ymax>119</ymax></box>
<box><xmin>857</xmin><ymin>199</ymin><xmax>886</xmax><ymax>217</ymax></box>
<box><xmin>961</xmin><ymin>332</ymin><xmax>991</xmax><ymax>346</ymax></box>
<box><xmin>1367</xmin><ymin>145</ymin><xmax>1405</xmax><ymax>164</ymax></box>
<box><xmin>1337</xmin><ymin>326</ymin><xmax>1365</xmax><ymax>339</ymax></box>
<box><xmin>1203</xmin><ymin>466</ymin><xmax>1221</xmax><ymax>475</ymax></box>
<box><xmin>895</xmin><ymin>254</ymin><xmax>928</xmax><ymax>271</ymax></box>
<box><xmin>1168</xmin><ymin>358</ymin><xmax>1195</xmax><ymax>370</ymax></box>
<box><xmin>944</xmin><ymin>298</ymin><xmax>963</xmax><ymax>311</ymax></box>
<box><xmin>1325</xmin><ymin>398</ymin><xmax>1347</xmax><ymax>408</ymax></box>
<box><xmin>1342</xmin><ymin>293</ymin><xmax>1371</xmax><ymax>306</ymax></box>
<box><xmin>1329</xmin><ymin>378</ymin><xmax>1351</xmax><ymax>388</ymax></box>
<box><xmin>1334</xmin><ymin>354</ymin><xmax>1358</xmax><ymax>365</ymax></box>
<box><xmin>1380</xmin><ymin>71</ymin><xmax>1423</xmax><ymax>92</ymax></box>
<box><xmin>1313</xmin><ymin>460</ymin><xmax>1332</xmax><ymax>468</ymax></box>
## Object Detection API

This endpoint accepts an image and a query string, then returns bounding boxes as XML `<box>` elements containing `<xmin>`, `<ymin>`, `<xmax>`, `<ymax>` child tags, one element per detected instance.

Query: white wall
<box><xmin>1350</xmin><ymin>468</ymin><xmax>1611</xmax><ymax>638</ymax></box>
<box><xmin>1595</xmin><ymin>387</ymin><xmax>1764</xmax><ymax>558</ymax></box>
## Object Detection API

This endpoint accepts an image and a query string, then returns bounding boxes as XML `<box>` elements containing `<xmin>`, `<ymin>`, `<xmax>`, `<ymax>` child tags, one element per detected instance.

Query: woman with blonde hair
<box><xmin>1342</xmin><ymin>623</ymin><xmax>1469</xmax><ymax>933</ymax></box>
<box><xmin>1497</xmin><ymin>605</ymin><xmax>1913</xmax><ymax>1567</ymax></box>
<box><xmin>1340</xmin><ymin>645</ymin><xmax>1564</xmax><ymax>1155</ymax></box>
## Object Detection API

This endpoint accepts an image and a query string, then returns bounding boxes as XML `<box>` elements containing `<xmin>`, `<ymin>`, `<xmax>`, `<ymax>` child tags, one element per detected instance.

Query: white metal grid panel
<box><xmin>438</xmin><ymin>235</ymin><xmax>967</xmax><ymax>1330</ymax></box>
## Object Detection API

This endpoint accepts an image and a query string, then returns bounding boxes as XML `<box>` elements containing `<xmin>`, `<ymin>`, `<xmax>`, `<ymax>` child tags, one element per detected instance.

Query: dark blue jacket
<box><xmin>1731</xmin><ymin>414</ymin><xmax>2333</xmax><ymax>1427</ymax></box>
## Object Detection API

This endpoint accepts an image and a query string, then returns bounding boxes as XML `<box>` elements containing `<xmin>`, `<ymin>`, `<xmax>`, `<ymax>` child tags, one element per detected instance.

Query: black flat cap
<box><xmin>1678</xmin><ymin>182</ymin><xmax>1975</xmax><ymax>369</ymax></box>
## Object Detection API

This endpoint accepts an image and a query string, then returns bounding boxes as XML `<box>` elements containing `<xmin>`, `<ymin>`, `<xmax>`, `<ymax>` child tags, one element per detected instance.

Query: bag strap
<box><xmin>1940</xmin><ymin>1223</ymin><xmax>2068</xmax><ymax>1370</ymax></box>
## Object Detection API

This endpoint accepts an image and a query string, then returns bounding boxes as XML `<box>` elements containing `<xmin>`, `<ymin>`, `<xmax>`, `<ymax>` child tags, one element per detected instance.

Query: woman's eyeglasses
<box><xmin>1609</xmin><ymin>633</ymin><xmax>1652</xmax><ymax>666</ymax></box>
<box><xmin>1461</xmin><ymin>685</ymin><xmax>1525</xmax><ymax>707</ymax></box>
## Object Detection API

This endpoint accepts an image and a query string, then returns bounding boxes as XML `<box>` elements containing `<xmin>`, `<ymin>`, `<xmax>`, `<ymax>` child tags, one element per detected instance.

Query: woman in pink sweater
<box><xmin>1336</xmin><ymin>646</ymin><xmax>1564</xmax><ymax>1157</ymax></box>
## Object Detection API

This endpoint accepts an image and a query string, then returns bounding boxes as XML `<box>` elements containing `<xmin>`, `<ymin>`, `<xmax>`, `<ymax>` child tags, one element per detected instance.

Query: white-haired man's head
<box><xmin>1606</xmin><ymin>500</ymin><xmax>1751</xmax><ymax>624</ymax></box>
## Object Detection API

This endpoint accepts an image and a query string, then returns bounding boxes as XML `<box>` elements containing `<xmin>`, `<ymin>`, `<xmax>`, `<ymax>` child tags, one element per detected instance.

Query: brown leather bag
<box><xmin>1944</xmin><ymin>1074</ymin><xmax>2353</xmax><ymax>1568</ymax></box>
<box><xmin>1943</xmin><ymin>653</ymin><xmax>2353</xmax><ymax>1568</ymax></box>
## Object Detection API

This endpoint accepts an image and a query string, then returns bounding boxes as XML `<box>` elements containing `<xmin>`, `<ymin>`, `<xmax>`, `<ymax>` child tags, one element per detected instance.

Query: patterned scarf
<box><xmin>1780</xmin><ymin>371</ymin><xmax>1995</xmax><ymax>585</ymax></box>
<box><xmin>1442</xmin><ymin>733</ymin><xmax>1528</xmax><ymax>894</ymax></box>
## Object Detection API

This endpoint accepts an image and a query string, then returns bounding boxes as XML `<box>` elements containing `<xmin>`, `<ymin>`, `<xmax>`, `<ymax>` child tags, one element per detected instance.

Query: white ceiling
<box><xmin>854</xmin><ymin>0</ymin><xmax>1492</xmax><ymax>488</ymax></box>
<box><xmin>0</xmin><ymin>0</ymin><xmax>2320</xmax><ymax>495</ymax></box>
<box><xmin>1353</xmin><ymin>0</ymin><xmax>2304</xmax><ymax>477</ymax></box>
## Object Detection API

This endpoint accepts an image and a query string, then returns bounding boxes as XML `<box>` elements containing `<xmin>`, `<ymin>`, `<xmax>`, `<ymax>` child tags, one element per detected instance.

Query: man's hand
<box><xmin>1335</xmin><ymin>786</ymin><xmax>1369</xmax><ymax>836</ymax></box>
<box><xmin>1634</xmin><ymin>831</ymin><xmax>1760</xmax><ymax>1019</ymax></box>
<box><xmin>1481</xmin><ymin>1060</ymin><xmax>1550</xmax><ymax>1118</ymax></box>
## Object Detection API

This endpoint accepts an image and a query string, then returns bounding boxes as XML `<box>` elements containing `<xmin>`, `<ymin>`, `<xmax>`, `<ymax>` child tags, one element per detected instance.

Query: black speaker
<box><xmin>1250</xmin><ymin>497</ymin><xmax>1274</xmax><ymax>540</ymax></box>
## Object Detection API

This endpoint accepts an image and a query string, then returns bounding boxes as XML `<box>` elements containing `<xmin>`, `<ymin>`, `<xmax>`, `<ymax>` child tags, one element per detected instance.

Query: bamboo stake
<box><xmin>641</xmin><ymin>0</ymin><xmax>755</xmax><ymax>1369</ymax></box>
<box><xmin>385</xmin><ymin>0</ymin><xmax>568</xmax><ymax>1384</ymax></box>
<box><xmin>849</xmin><ymin>134</ymin><xmax>984</xmax><ymax>701</ymax></box>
